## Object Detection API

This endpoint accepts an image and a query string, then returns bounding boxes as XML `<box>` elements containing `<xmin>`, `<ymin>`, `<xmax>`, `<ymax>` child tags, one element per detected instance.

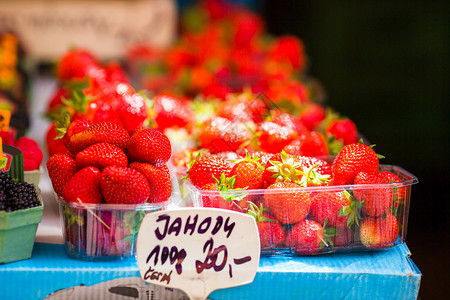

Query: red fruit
<box><xmin>201</xmin><ymin>82</ymin><xmax>232</xmax><ymax>100</ymax></box>
<box><xmin>359</xmin><ymin>212</ymin><xmax>399</xmax><ymax>249</ymax></box>
<box><xmin>129</xmin><ymin>162</ymin><xmax>172</xmax><ymax>203</ymax></box>
<box><xmin>331</xmin><ymin>143</ymin><xmax>380</xmax><ymax>185</ymax></box>
<box><xmin>325</xmin><ymin>119</ymin><xmax>358</xmax><ymax>146</ymax></box>
<box><xmin>309</xmin><ymin>191</ymin><xmax>350</xmax><ymax>227</ymax></box>
<box><xmin>187</xmin><ymin>154</ymin><xmax>232</xmax><ymax>188</ymax></box>
<box><xmin>231</xmin><ymin>11</ymin><xmax>264</xmax><ymax>47</ymax></box>
<box><xmin>118</xmin><ymin>91</ymin><xmax>148</xmax><ymax>132</ymax></box>
<box><xmin>15</xmin><ymin>137</ymin><xmax>44</xmax><ymax>170</ymax></box>
<box><xmin>269</xmin><ymin>35</ymin><xmax>306</xmax><ymax>71</ymax></box>
<box><xmin>100</xmin><ymin>166</ymin><xmax>151</xmax><ymax>204</ymax></box>
<box><xmin>354</xmin><ymin>171</ymin><xmax>393</xmax><ymax>217</ymax></box>
<box><xmin>200</xmin><ymin>182</ymin><xmax>233</xmax><ymax>210</ymax></box>
<box><xmin>46</xmin><ymin>123</ymin><xmax>71</xmax><ymax>157</ymax></box>
<box><xmin>217</xmin><ymin>95</ymin><xmax>269</xmax><ymax>124</ymax></box>
<box><xmin>198</xmin><ymin>116</ymin><xmax>252</xmax><ymax>153</ymax></box>
<box><xmin>271</xmin><ymin>111</ymin><xmax>309</xmax><ymax>135</ymax></box>
<box><xmin>249</xmin><ymin>151</ymin><xmax>273</xmax><ymax>166</ymax></box>
<box><xmin>283</xmin><ymin>131</ymin><xmax>329</xmax><ymax>157</ymax></box>
<box><xmin>47</xmin><ymin>154</ymin><xmax>78</xmax><ymax>196</ymax></box>
<box><xmin>0</xmin><ymin>129</ymin><xmax>15</xmax><ymax>145</ymax></box>
<box><xmin>285</xmin><ymin>219</ymin><xmax>324</xmax><ymax>255</ymax></box>
<box><xmin>64</xmin><ymin>118</ymin><xmax>94</xmax><ymax>147</ymax></box>
<box><xmin>299</xmin><ymin>102</ymin><xmax>325</xmax><ymax>131</ymax></box>
<box><xmin>230</xmin><ymin>153</ymin><xmax>264</xmax><ymax>190</ymax></box>
<box><xmin>69</xmin><ymin>121</ymin><xmax>130</xmax><ymax>154</ymax></box>
<box><xmin>379</xmin><ymin>171</ymin><xmax>405</xmax><ymax>207</ymax></box>
<box><xmin>76</xmin><ymin>143</ymin><xmax>128</xmax><ymax>171</ymax></box>
<box><xmin>126</xmin><ymin>128</ymin><xmax>171</xmax><ymax>167</ymax></box>
<box><xmin>46</xmin><ymin>86</ymin><xmax>70</xmax><ymax>114</ymax></box>
<box><xmin>265</xmin><ymin>181</ymin><xmax>311</xmax><ymax>224</ymax></box>
<box><xmin>258</xmin><ymin>121</ymin><xmax>298</xmax><ymax>153</ymax></box>
<box><xmin>153</xmin><ymin>95</ymin><xmax>195</xmax><ymax>131</ymax></box>
<box><xmin>62</xmin><ymin>167</ymin><xmax>102</xmax><ymax>204</ymax></box>
<box><xmin>257</xmin><ymin>218</ymin><xmax>285</xmax><ymax>249</ymax></box>
<box><xmin>56</xmin><ymin>49</ymin><xmax>98</xmax><ymax>82</ymax></box>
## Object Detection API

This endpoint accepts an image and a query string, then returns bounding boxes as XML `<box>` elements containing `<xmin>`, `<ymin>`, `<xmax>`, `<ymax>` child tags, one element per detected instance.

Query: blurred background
<box><xmin>259</xmin><ymin>0</ymin><xmax>449</xmax><ymax>298</ymax></box>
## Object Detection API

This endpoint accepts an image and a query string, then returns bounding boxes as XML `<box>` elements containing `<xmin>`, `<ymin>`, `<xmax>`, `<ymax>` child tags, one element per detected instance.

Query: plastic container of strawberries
<box><xmin>56</xmin><ymin>196</ymin><xmax>169</xmax><ymax>261</ymax></box>
<box><xmin>187</xmin><ymin>165</ymin><xmax>418</xmax><ymax>256</ymax></box>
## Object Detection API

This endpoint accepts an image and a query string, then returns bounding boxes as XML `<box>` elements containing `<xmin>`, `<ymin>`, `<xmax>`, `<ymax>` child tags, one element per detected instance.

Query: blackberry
<box><xmin>0</xmin><ymin>172</ymin><xmax>41</xmax><ymax>212</ymax></box>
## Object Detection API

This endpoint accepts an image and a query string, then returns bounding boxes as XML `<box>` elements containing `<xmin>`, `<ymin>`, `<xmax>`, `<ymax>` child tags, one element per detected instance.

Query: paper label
<box><xmin>0</xmin><ymin>0</ymin><xmax>176</xmax><ymax>60</ymax></box>
<box><xmin>136</xmin><ymin>208</ymin><xmax>260</xmax><ymax>300</ymax></box>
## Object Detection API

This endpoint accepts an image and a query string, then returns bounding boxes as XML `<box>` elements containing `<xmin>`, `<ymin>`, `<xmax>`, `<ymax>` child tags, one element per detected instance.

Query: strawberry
<box><xmin>15</xmin><ymin>137</ymin><xmax>44</xmax><ymax>171</ymax></box>
<box><xmin>354</xmin><ymin>171</ymin><xmax>393</xmax><ymax>217</ymax></box>
<box><xmin>379</xmin><ymin>171</ymin><xmax>405</xmax><ymax>207</ymax></box>
<box><xmin>258</xmin><ymin>121</ymin><xmax>298</xmax><ymax>153</ymax></box>
<box><xmin>55</xmin><ymin>48</ymin><xmax>98</xmax><ymax>82</ymax></box>
<box><xmin>248</xmin><ymin>151</ymin><xmax>273</xmax><ymax>166</ymax></box>
<box><xmin>126</xmin><ymin>128</ymin><xmax>172</xmax><ymax>167</ymax></box>
<box><xmin>269</xmin><ymin>35</ymin><xmax>306</xmax><ymax>71</ymax></box>
<box><xmin>46</xmin><ymin>123</ymin><xmax>71</xmax><ymax>157</ymax></box>
<box><xmin>118</xmin><ymin>91</ymin><xmax>148</xmax><ymax>132</ymax></box>
<box><xmin>201</xmin><ymin>82</ymin><xmax>232</xmax><ymax>100</ymax></box>
<box><xmin>265</xmin><ymin>181</ymin><xmax>311</xmax><ymax>224</ymax></box>
<box><xmin>299</xmin><ymin>102</ymin><xmax>325</xmax><ymax>131</ymax></box>
<box><xmin>129</xmin><ymin>162</ymin><xmax>172</xmax><ymax>203</ymax></box>
<box><xmin>217</xmin><ymin>93</ymin><xmax>269</xmax><ymax>124</ymax></box>
<box><xmin>153</xmin><ymin>95</ymin><xmax>195</xmax><ymax>131</ymax></box>
<box><xmin>309</xmin><ymin>191</ymin><xmax>351</xmax><ymax>227</ymax></box>
<box><xmin>75</xmin><ymin>143</ymin><xmax>128</xmax><ymax>171</ymax></box>
<box><xmin>229</xmin><ymin>151</ymin><xmax>264</xmax><ymax>189</ymax></box>
<box><xmin>285</xmin><ymin>219</ymin><xmax>325</xmax><ymax>255</ymax></box>
<box><xmin>0</xmin><ymin>129</ymin><xmax>15</xmax><ymax>146</ymax></box>
<box><xmin>283</xmin><ymin>131</ymin><xmax>329</xmax><ymax>157</ymax></box>
<box><xmin>359</xmin><ymin>212</ymin><xmax>399</xmax><ymax>249</ymax></box>
<box><xmin>331</xmin><ymin>142</ymin><xmax>380</xmax><ymax>185</ymax></box>
<box><xmin>69</xmin><ymin>121</ymin><xmax>130</xmax><ymax>154</ymax></box>
<box><xmin>248</xmin><ymin>203</ymin><xmax>285</xmax><ymax>249</ymax></box>
<box><xmin>62</xmin><ymin>166</ymin><xmax>102</xmax><ymax>204</ymax></box>
<box><xmin>325</xmin><ymin>118</ymin><xmax>358</xmax><ymax>146</ymax></box>
<box><xmin>198</xmin><ymin>116</ymin><xmax>252</xmax><ymax>153</ymax></box>
<box><xmin>47</xmin><ymin>154</ymin><xmax>79</xmax><ymax>196</ymax></box>
<box><xmin>100</xmin><ymin>166</ymin><xmax>151</xmax><ymax>204</ymax></box>
<box><xmin>271</xmin><ymin>111</ymin><xmax>309</xmax><ymax>135</ymax></box>
<box><xmin>46</xmin><ymin>86</ymin><xmax>71</xmax><ymax>114</ymax></box>
<box><xmin>187</xmin><ymin>153</ymin><xmax>232</xmax><ymax>188</ymax></box>
<box><xmin>64</xmin><ymin>118</ymin><xmax>94</xmax><ymax>146</ymax></box>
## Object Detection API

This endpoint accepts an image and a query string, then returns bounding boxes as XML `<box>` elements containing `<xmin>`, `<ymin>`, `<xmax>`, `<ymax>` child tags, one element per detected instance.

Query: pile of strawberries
<box><xmin>47</xmin><ymin>120</ymin><xmax>172</xmax><ymax>206</ymax></box>
<box><xmin>185</xmin><ymin>141</ymin><xmax>407</xmax><ymax>254</ymax></box>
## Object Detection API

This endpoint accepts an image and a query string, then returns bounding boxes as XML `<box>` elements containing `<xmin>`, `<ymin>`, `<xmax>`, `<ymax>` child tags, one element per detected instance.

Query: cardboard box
<box><xmin>0</xmin><ymin>242</ymin><xmax>421</xmax><ymax>299</ymax></box>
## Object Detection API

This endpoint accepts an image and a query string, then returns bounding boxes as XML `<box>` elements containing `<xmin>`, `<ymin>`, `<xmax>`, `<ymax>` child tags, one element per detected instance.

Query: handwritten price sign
<box><xmin>136</xmin><ymin>208</ymin><xmax>260</xmax><ymax>300</ymax></box>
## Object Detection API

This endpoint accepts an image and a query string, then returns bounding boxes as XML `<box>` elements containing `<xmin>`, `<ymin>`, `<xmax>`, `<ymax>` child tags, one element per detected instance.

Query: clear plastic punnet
<box><xmin>187</xmin><ymin>165</ymin><xmax>418</xmax><ymax>255</ymax></box>
<box><xmin>56</xmin><ymin>197</ymin><xmax>169</xmax><ymax>261</ymax></box>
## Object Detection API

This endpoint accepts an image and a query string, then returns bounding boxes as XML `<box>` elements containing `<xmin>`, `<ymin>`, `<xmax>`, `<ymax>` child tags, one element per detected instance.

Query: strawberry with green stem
<box><xmin>247</xmin><ymin>202</ymin><xmax>285</xmax><ymax>249</ymax></box>
<box><xmin>200</xmin><ymin>173</ymin><xmax>247</xmax><ymax>211</ymax></box>
<box><xmin>186</xmin><ymin>153</ymin><xmax>232</xmax><ymax>188</ymax></box>
<box><xmin>285</xmin><ymin>219</ymin><xmax>326</xmax><ymax>255</ymax></box>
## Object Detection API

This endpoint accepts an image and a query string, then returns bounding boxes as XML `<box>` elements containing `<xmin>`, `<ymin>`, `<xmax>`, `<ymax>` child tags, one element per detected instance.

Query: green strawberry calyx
<box><xmin>297</xmin><ymin>164</ymin><xmax>330</xmax><ymax>187</ymax></box>
<box><xmin>233</xmin><ymin>149</ymin><xmax>264</xmax><ymax>171</ymax></box>
<box><xmin>319</xmin><ymin>217</ymin><xmax>336</xmax><ymax>250</ymax></box>
<box><xmin>338</xmin><ymin>190</ymin><xmax>363</xmax><ymax>229</ymax></box>
<box><xmin>266</xmin><ymin>151</ymin><xmax>304</xmax><ymax>183</ymax></box>
<box><xmin>213</xmin><ymin>173</ymin><xmax>248</xmax><ymax>203</ymax></box>
<box><xmin>247</xmin><ymin>202</ymin><xmax>274</xmax><ymax>223</ymax></box>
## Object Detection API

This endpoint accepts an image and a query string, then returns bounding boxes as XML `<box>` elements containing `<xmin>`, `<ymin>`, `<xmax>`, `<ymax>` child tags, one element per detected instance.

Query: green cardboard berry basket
<box><xmin>0</xmin><ymin>186</ymin><xmax>43</xmax><ymax>264</ymax></box>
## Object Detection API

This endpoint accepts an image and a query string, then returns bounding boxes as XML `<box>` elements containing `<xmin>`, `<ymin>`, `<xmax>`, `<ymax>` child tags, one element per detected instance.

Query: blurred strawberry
<box><xmin>45</xmin><ymin>123</ymin><xmax>71</xmax><ymax>157</ymax></box>
<box><xmin>100</xmin><ymin>166</ymin><xmax>151</xmax><ymax>204</ymax></box>
<box><xmin>258</xmin><ymin>121</ymin><xmax>298</xmax><ymax>153</ymax></box>
<box><xmin>299</xmin><ymin>102</ymin><xmax>326</xmax><ymax>131</ymax></box>
<box><xmin>15</xmin><ymin>137</ymin><xmax>44</xmax><ymax>170</ymax></box>
<box><xmin>118</xmin><ymin>90</ymin><xmax>148</xmax><ymax>133</ymax></box>
<box><xmin>46</xmin><ymin>86</ymin><xmax>71</xmax><ymax>114</ymax></box>
<box><xmin>283</xmin><ymin>131</ymin><xmax>329</xmax><ymax>157</ymax></box>
<box><xmin>325</xmin><ymin>118</ymin><xmax>358</xmax><ymax>146</ymax></box>
<box><xmin>230</xmin><ymin>10</ymin><xmax>265</xmax><ymax>48</ymax></box>
<box><xmin>0</xmin><ymin>129</ymin><xmax>15</xmax><ymax>145</ymax></box>
<box><xmin>55</xmin><ymin>48</ymin><xmax>98</xmax><ymax>82</ymax></box>
<box><xmin>153</xmin><ymin>94</ymin><xmax>195</xmax><ymax>131</ymax></box>
<box><xmin>201</xmin><ymin>82</ymin><xmax>232</xmax><ymax>100</ymax></box>
<box><xmin>269</xmin><ymin>35</ymin><xmax>307</xmax><ymax>72</ymax></box>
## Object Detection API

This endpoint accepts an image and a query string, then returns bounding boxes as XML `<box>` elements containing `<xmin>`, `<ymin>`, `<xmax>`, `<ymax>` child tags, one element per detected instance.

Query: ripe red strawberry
<box><xmin>64</xmin><ymin>118</ymin><xmax>95</xmax><ymax>147</ymax></box>
<box><xmin>299</xmin><ymin>102</ymin><xmax>325</xmax><ymax>131</ymax></box>
<box><xmin>309</xmin><ymin>191</ymin><xmax>351</xmax><ymax>227</ymax></box>
<box><xmin>46</xmin><ymin>123</ymin><xmax>71</xmax><ymax>157</ymax></box>
<box><xmin>76</xmin><ymin>143</ymin><xmax>128</xmax><ymax>171</ymax></box>
<box><xmin>265</xmin><ymin>181</ymin><xmax>311</xmax><ymax>224</ymax></box>
<box><xmin>354</xmin><ymin>171</ymin><xmax>393</xmax><ymax>217</ymax></box>
<box><xmin>198</xmin><ymin>116</ymin><xmax>252</xmax><ymax>153</ymax></box>
<box><xmin>283</xmin><ymin>131</ymin><xmax>329</xmax><ymax>157</ymax></box>
<box><xmin>118</xmin><ymin>91</ymin><xmax>148</xmax><ymax>132</ymax></box>
<box><xmin>129</xmin><ymin>162</ymin><xmax>172</xmax><ymax>203</ymax></box>
<box><xmin>46</xmin><ymin>86</ymin><xmax>71</xmax><ymax>114</ymax></box>
<box><xmin>269</xmin><ymin>35</ymin><xmax>306</xmax><ymax>71</ymax></box>
<box><xmin>100</xmin><ymin>166</ymin><xmax>151</xmax><ymax>204</ymax></box>
<box><xmin>285</xmin><ymin>219</ymin><xmax>325</xmax><ymax>255</ymax></box>
<box><xmin>69</xmin><ymin>121</ymin><xmax>130</xmax><ymax>154</ymax></box>
<box><xmin>230</xmin><ymin>152</ymin><xmax>264</xmax><ymax>189</ymax></box>
<box><xmin>248</xmin><ymin>151</ymin><xmax>274</xmax><ymax>166</ymax></box>
<box><xmin>258</xmin><ymin>121</ymin><xmax>298</xmax><ymax>153</ymax></box>
<box><xmin>47</xmin><ymin>154</ymin><xmax>79</xmax><ymax>196</ymax></box>
<box><xmin>331</xmin><ymin>142</ymin><xmax>380</xmax><ymax>185</ymax></box>
<box><xmin>359</xmin><ymin>212</ymin><xmax>399</xmax><ymax>249</ymax></box>
<box><xmin>247</xmin><ymin>203</ymin><xmax>285</xmax><ymax>249</ymax></box>
<box><xmin>126</xmin><ymin>128</ymin><xmax>171</xmax><ymax>167</ymax></box>
<box><xmin>153</xmin><ymin>95</ymin><xmax>195</xmax><ymax>131</ymax></box>
<box><xmin>271</xmin><ymin>111</ymin><xmax>309</xmax><ymax>135</ymax></box>
<box><xmin>56</xmin><ymin>49</ymin><xmax>98</xmax><ymax>82</ymax></box>
<box><xmin>15</xmin><ymin>137</ymin><xmax>44</xmax><ymax>171</ymax></box>
<box><xmin>62</xmin><ymin>166</ymin><xmax>102</xmax><ymax>204</ymax></box>
<box><xmin>199</xmin><ymin>182</ymin><xmax>234</xmax><ymax>210</ymax></box>
<box><xmin>187</xmin><ymin>154</ymin><xmax>232</xmax><ymax>188</ymax></box>
<box><xmin>217</xmin><ymin>94</ymin><xmax>270</xmax><ymax>124</ymax></box>
<box><xmin>325</xmin><ymin>118</ymin><xmax>358</xmax><ymax>146</ymax></box>
<box><xmin>378</xmin><ymin>171</ymin><xmax>405</xmax><ymax>207</ymax></box>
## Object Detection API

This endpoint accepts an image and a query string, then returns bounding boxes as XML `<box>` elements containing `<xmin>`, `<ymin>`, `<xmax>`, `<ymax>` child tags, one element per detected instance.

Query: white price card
<box><xmin>136</xmin><ymin>208</ymin><xmax>260</xmax><ymax>300</ymax></box>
